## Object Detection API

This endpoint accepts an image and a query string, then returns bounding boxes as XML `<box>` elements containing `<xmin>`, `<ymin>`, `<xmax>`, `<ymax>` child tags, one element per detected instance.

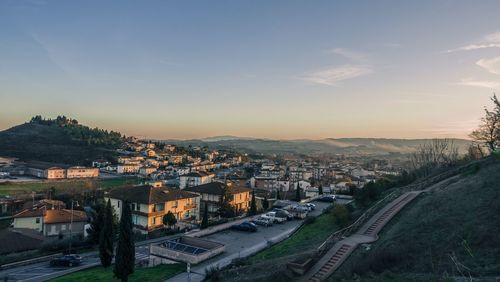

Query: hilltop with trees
<box><xmin>0</xmin><ymin>115</ymin><xmax>125</xmax><ymax>165</ymax></box>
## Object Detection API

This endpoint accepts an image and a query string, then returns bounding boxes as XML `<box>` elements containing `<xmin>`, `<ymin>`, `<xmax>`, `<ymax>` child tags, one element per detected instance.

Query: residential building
<box><xmin>13</xmin><ymin>208</ymin><xmax>88</xmax><ymax>237</ymax></box>
<box><xmin>27</xmin><ymin>164</ymin><xmax>65</xmax><ymax>179</ymax></box>
<box><xmin>184</xmin><ymin>182</ymin><xmax>252</xmax><ymax>217</ymax></box>
<box><xmin>66</xmin><ymin>166</ymin><xmax>99</xmax><ymax>178</ymax></box>
<box><xmin>117</xmin><ymin>164</ymin><xmax>140</xmax><ymax>174</ymax></box>
<box><xmin>139</xmin><ymin>166</ymin><xmax>158</xmax><ymax>176</ymax></box>
<box><xmin>105</xmin><ymin>185</ymin><xmax>200</xmax><ymax>233</ymax></box>
<box><xmin>179</xmin><ymin>171</ymin><xmax>215</xmax><ymax>189</ymax></box>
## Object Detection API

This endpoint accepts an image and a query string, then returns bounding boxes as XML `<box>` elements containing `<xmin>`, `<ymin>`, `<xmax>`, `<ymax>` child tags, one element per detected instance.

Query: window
<box><xmin>136</xmin><ymin>205</ymin><xmax>140</xmax><ymax>211</ymax></box>
<box><xmin>152</xmin><ymin>217</ymin><xmax>156</xmax><ymax>225</ymax></box>
<box><xmin>154</xmin><ymin>203</ymin><xmax>164</xmax><ymax>212</ymax></box>
<box><xmin>117</xmin><ymin>201</ymin><xmax>120</xmax><ymax>208</ymax></box>
<box><xmin>61</xmin><ymin>224</ymin><xmax>66</xmax><ymax>231</ymax></box>
<box><xmin>131</xmin><ymin>203</ymin><xmax>135</xmax><ymax>211</ymax></box>
<box><xmin>173</xmin><ymin>201</ymin><xmax>178</xmax><ymax>208</ymax></box>
<box><xmin>35</xmin><ymin>217</ymin><xmax>40</xmax><ymax>224</ymax></box>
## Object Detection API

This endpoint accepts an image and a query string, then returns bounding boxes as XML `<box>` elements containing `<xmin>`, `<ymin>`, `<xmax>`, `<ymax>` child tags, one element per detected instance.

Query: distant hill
<box><xmin>0</xmin><ymin>116</ymin><xmax>125</xmax><ymax>165</ymax></box>
<box><xmin>166</xmin><ymin>137</ymin><xmax>472</xmax><ymax>156</ymax></box>
<box><xmin>333</xmin><ymin>156</ymin><xmax>500</xmax><ymax>281</ymax></box>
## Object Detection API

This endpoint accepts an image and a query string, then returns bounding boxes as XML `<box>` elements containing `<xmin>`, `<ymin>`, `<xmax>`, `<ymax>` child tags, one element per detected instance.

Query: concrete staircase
<box><xmin>301</xmin><ymin>191</ymin><xmax>422</xmax><ymax>282</ymax></box>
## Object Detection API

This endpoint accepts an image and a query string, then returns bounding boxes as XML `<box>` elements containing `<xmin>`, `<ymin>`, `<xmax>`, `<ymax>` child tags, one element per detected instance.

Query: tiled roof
<box><xmin>184</xmin><ymin>182</ymin><xmax>252</xmax><ymax>196</ymax></box>
<box><xmin>44</xmin><ymin>209</ymin><xmax>87</xmax><ymax>224</ymax></box>
<box><xmin>14</xmin><ymin>208</ymin><xmax>45</xmax><ymax>218</ymax></box>
<box><xmin>107</xmin><ymin>185</ymin><xmax>199</xmax><ymax>205</ymax></box>
<box><xmin>14</xmin><ymin>208</ymin><xmax>88</xmax><ymax>224</ymax></box>
<box><xmin>183</xmin><ymin>171</ymin><xmax>214</xmax><ymax>177</ymax></box>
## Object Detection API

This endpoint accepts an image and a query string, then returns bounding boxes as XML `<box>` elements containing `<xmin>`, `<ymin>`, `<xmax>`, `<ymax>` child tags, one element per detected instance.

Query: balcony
<box><xmin>183</xmin><ymin>203</ymin><xmax>197</xmax><ymax>210</ymax></box>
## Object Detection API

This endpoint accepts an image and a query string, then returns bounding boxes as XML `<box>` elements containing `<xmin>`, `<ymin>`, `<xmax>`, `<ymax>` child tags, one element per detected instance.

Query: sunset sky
<box><xmin>1</xmin><ymin>0</ymin><xmax>500</xmax><ymax>140</ymax></box>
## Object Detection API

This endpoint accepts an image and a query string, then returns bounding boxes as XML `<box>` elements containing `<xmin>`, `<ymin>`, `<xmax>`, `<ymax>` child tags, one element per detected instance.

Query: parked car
<box><xmin>231</xmin><ymin>221</ymin><xmax>258</xmax><ymax>232</ymax></box>
<box><xmin>252</xmin><ymin>216</ymin><xmax>273</xmax><ymax>227</ymax></box>
<box><xmin>289</xmin><ymin>205</ymin><xmax>310</xmax><ymax>213</ymax></box>
<box><xmin>318</xmin><ymin>195</ymin><xmax>336</xmax><ymax>202</ymax></box>
<box><xmin>305</xmin><ymin>203</ymin><xmax>316</xmax><ymax>210</ymax></box>
<box><xmin>263</xmin><ymin>212</ymin><xmax>287</xmax><ymax>224</ymax></box>
<box><xmin>50</xmin><ymin>255</ymin><xmax>83</xmax><ymax>267</ymax></box>
<box><xmin>272</xmin><ymin>208</ymin><xmax>294</xmax><ymax>220</ymax></box>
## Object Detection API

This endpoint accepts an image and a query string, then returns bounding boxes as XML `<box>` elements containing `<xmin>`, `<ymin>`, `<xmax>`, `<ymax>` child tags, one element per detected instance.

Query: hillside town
<box><xmin>0</xmin><ymin>136</ymin><xmax>401</xmax><ymax>278</ymax></box>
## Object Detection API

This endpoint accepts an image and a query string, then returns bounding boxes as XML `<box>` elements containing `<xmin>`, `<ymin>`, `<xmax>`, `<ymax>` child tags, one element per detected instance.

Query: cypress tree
<box><xmin>318</xmin><ymin>185</ymin><xmax>323</xmax><ymax>195</ymax></box>
<box><xmin>295</xmin><ymin>183</ymin><xmax>301</xmax><ymax>202</ymax></box>
<box><xmin>99</xmin><ymin>199</ymin><xmax>114</xmax><ymax>267</ymax></box>
<box><xmin>262</xmin><ymin>196</ymin><xmax>269</xmax><ymax>210</ymax></box>
<box><xmin>88</xmin><ymin>200</ymin><xmax>105</xmax><ymax>245</ymax></box>
<box><xmin>201</xmin><ymin>204</ymin><xmax>209</xmax><ymax>229</ymax></box>
<box><xmin>114</xmin><ymin>201</ymin><xmax>135</xmax><ymax>282</ymax></box>
<box><xmin>249</xmin><ymin>190</ymin><xmax>257</xmax><ymax>215</ymax></box>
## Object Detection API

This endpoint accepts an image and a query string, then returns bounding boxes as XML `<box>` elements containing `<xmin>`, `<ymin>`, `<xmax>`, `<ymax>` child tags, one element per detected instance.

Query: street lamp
<box><xmin>68</xmin><ymin>200</ymin><xmax>79</xmax><ymax>254</ymax></box>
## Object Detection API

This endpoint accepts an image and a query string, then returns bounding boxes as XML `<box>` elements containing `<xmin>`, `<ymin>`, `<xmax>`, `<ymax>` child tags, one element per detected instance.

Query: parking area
<box><xmin>168</xmin><ymin>199</ymin><xmax>350</xmax><ymax>281</ymax></box>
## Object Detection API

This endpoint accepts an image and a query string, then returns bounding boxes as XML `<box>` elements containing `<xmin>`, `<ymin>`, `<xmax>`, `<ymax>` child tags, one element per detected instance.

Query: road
<box><xmin>0</xmin><ymin>198</ymin><xmax>350</xmax><ymax>281</ymax></box>
<box><xmin>0</xmin><ymin>238</ymin><xmax>153</xmax><ymax>281</ymax></box>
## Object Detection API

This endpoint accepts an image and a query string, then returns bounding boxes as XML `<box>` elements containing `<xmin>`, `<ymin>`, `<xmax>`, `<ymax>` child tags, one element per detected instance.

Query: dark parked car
<box><xmin>318</xmin><ymin>195</ymin><xmax>336</xmax><ymax>202</ymax></box>
<box><xmin>231</xmin><ymin>221</ymin><xmax>257</xmax><ymax>232</ymax></box>
<box><xmin>50</xmin><ymin>255</ymin><xmax>83</xmax><ymax>267</ymax></box>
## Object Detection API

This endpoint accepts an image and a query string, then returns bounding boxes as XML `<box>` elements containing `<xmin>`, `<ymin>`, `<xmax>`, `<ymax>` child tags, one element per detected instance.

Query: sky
<box><xmin>1</xmin><ymin>0</ymin><xmax>500</xmax><ymax>140</ymax></box>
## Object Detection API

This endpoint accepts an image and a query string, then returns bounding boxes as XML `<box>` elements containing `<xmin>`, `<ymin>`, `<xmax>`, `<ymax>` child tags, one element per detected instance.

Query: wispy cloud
<box><xmin>456</xmin><ymin>78</ymin><xmax>500</xmax><ymax>89</ymax></box>
<box><xmin>300</xmin><ymin>65</ymin><xmax>372</xmax><ymax>86</ymax></box>
<box><xmin>327</xmin><ymin>48</ymin><xmax>368</xmax><ymax>61</ymax></box>
<box><xmin>446</xmin><ymin>31</ymin><xmax>500</xmax><ymax>53</ymax></box>
<box><xmin>476</xmin><ymin>56</ymin><xmax>500</xmax><ymax>75</ymax></box>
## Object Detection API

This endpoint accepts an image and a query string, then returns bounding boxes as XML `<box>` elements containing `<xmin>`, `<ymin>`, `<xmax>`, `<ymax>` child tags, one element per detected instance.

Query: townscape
<box><xmin>1</xmin><ymin>1</ymin><xmax>500</xmax><ymax>282</ymax></box>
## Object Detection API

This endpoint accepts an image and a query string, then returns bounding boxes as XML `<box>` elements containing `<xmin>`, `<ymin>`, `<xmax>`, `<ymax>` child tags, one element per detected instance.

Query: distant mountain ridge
<box><xmin>165</xmin><ymin>137</ymin><xmax>472</xmax><ymax>156</ymax></box>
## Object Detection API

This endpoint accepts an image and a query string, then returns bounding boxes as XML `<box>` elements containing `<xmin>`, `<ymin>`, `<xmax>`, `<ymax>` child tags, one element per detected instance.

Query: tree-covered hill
<box><xmin>0</xmin><ymin>116</ymin><xmax>125</xmax><ymax>165</ymax></box>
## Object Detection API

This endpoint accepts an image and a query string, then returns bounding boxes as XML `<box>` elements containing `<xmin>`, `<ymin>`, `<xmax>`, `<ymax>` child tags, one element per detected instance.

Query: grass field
<box><xmin>249</xmin><ymin>212</ymin><xmax>339</xmax><ymax>262</ymax></box>
<box><xmin>49</xmin><ymin>263</ymin><xmax>185</xmax><ymax>282</ymax></box>
<box><xmin>0</xmin><ymin>177</ymin><xmax>139</xmax><ymax>196</ymax></box>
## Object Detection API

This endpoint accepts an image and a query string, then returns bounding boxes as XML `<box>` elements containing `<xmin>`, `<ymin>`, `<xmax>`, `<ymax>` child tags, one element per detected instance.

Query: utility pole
<box><xmin>68</xmin><ymin>200</ymin><xmax>77</xmax><ymax>254</ymax></box>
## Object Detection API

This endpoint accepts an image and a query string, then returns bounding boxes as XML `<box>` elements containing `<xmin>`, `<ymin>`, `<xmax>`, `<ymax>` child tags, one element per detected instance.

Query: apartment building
<box><xmin>106</xmin><ymin>185</ymin><xmax>200</xmax><ymax>233</ymax></box>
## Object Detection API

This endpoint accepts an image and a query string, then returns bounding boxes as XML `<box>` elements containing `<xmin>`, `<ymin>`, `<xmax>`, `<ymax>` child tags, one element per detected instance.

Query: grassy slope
<box><xmin>0</xmin><ymin>177</ymin><xmax>138</xmax><ymax>196</ymax></box>
<box><xmin>332</xmin><ymin>156</ymin><xmax>500</xmax><ymax>281</ymax></box>
<box><xmin>49</xmin><ymin>264</ymin><xmax>185</xmax><ymax>282</ymax></box>
<box><xmin>249</xmin><ymin>213</ymin><xmax>339</xmax><ymax>262</ymax></box>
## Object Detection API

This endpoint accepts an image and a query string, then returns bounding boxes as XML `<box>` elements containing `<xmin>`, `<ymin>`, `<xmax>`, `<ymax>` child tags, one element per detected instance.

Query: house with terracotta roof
<box><xmin>105</xmin><ymin>185</ymin><xmax>201</xmax><ymax>233</ymax></box>
<box><xmin>13</xmin><ymin>208</ymin><xmax>88</xmax><ymax>237</ymax></box>
<box><xmin>184</xmin><ymin>182</ymin><xmax>252</xmax><ymax>217</ymax></box>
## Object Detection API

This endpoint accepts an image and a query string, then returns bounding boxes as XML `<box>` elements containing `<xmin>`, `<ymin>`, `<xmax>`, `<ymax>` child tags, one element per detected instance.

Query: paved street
<box><xmin>0</xmin><ymin>245</ymin><xmax>151</xmax><ymax>282</ymax></box>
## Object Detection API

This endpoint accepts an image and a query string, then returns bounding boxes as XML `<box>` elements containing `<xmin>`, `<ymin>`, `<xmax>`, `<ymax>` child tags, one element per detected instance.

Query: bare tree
<box><xmin>470</xmin><ymin>94</ymin><xmax>500</xmax><ymax>153</ymax></box>
<box><xmin>410</xmin><ymin>139</ymin><xmax>459</xmax><ymax>177</ymax></box>
<box><xmin>466</xmin><ymin>143</ymin><xmax>486</xmax><ymax>160</ymax></box>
